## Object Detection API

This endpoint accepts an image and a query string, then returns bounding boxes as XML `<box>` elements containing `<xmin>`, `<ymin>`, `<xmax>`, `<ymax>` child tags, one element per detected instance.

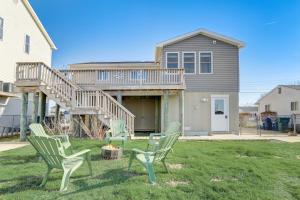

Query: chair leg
<box><xmin>145</xmin><ymin>162</ymin><xmax>156</xmax><ymax>184</ymax></box>
<box><xmin>162</xmin><ymin>160</ymin><xmax>169</xmax><ymax>173</ymax></box>
<box><xmin>128</xmin><ymin>152</ymin><xmax>135</xmax><ymax>170</ymax></box>
<box><xmin>40</xmin><ymin>166</ymin><xmax>52</xmax><ymax>187</ymax></box>
<box><xmin>60</xmin><ymin>169</ymin><xmax>72</xmax><ymax>192</ymax></box>
<box><xmin>86</xmin><ymin>152</ymin><xmax>92</xmax><ymax>176</ymax></box>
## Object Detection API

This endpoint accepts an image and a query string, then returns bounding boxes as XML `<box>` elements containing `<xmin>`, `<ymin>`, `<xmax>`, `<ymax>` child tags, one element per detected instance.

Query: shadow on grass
<box><xmin>63</xmin><ymin>168</ymin><xmax>142</xmax><ymax>196</ymax></box>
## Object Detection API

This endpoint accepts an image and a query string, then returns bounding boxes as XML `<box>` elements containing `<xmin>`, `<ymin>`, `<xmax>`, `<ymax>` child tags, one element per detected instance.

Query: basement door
<box><xmin>211</xmin><ymin>95</ymin><xmax>229</xmax><ymax>132</ymax></box>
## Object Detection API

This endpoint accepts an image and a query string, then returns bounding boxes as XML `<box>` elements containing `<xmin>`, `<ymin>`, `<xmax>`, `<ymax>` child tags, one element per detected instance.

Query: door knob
<box><xmin>225</xmin><ymin>115</ymin><xmax>228</xmax><ymax>119</ymax></box>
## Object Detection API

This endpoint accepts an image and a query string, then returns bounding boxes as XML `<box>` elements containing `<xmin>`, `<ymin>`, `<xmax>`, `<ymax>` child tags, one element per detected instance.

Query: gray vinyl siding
<box><xmin>161</xmin><ymin>34</ymin><xmax>239</xmax><ymax>92</ymax></box>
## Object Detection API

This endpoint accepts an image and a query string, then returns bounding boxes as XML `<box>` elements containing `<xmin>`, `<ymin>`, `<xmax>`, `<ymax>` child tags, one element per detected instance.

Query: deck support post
<box><xmin>117</xmin><ymin>91</ymin><xmax>122</xmax><ymax>104</ymax></box>
<box><xmin>39</xmin><ymin>92</ymin><xmax>47</xmax><ymax>123</ymax></box>
<box><xmin>32</xmin><ymin>92</ymin><xmax>39</xmax><ymax>123</ymax></box>
<box><xmin>163</xmin><ymin>91</ymin><xmax>169</xmax><ymax>132</ymax></box>
<box><xmin>155</xmin><ymin>97</ymin><xmax>160</xmax><ymax>132</ymax></box>
<box><xmin>179</xmin><ymin>90</ymin><xmax>184</xmax><ymax>136</ymax></box>
<box><xmin>55</xmin><ymin>104</ymin><xmax>60</xmax><ymax>125</ymax></box>
<box><xmin>20</xmin><ymin>92</ymin><xmax>29</xmax><ymax>141</ymax></box>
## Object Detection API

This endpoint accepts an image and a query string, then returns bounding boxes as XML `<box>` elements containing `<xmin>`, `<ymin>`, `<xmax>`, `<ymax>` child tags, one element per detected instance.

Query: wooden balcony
<box><xmin>60</xmin><ymin>68</ymin><xmax>186</xmax><ymax>90</ymax></box>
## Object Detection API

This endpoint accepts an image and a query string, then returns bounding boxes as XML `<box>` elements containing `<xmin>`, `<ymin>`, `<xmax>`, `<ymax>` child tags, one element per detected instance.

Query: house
<box><xmin>15</xmin><ymin>28</ymin><xmax>244</xmax><ymax>137</ymax></box>
<box><xmin>256</xmin><ymin>85</ymin><xmax>300</xmax><ymax>116</ymax></box>
<box><xmin>0</xmin><ymin>0</ymin><xmax>56</xmax><ymax>136</ymax></box>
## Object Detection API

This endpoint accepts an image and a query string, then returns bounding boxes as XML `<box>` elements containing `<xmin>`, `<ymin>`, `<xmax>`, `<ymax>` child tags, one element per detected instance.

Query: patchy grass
<box><xmin>1</xmin><ymin>139</ymin><xmax>300</xmax><ymax>199</ymax></box>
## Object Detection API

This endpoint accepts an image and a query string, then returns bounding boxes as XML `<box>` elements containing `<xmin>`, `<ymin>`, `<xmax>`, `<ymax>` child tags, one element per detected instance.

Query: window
<box><xmin>166</xmin><ymin>52</ymin><xmax>179</xmax><ymax>69</ymax></box>
<box><xmin>278</xmin><ymin>87</ymin><xmax>281</xmax><ymax>94</ymax></box>
<box><xmin>291</xmin><ymin>101</ymin><xmax>298</xmax><ymax>111</ymax></box>
<box><xmin>200</xmin><ymin>52</ymin><xmax>213</xmax><ymax>73</ymax></box>
<box><xmin>24</xmin><ymin>34</ymin><xmax>30</xmax><ymax>54</ymax></box>
<box><xmin>265</xmin><ymin>104</ymin><xmax>271</xmax><ymax>112</ymax></box>
<box><xmin>183</xmin><ymin>52</ymin><xmax>196</xmax><ymax>74</ymax></box>
<box><xmin>215</xmin><ymin>99</ymin><xmax>224</xmax><ymax>115</ymax></box>
<box><xmin>0</xmin><ymin>17</ymin><xmax>3</xmax><ymax>40</ymax></box>
<box><xmin>97</xmin><ymin>71</ymin><xmax>109</xmax><ymax>81</ymax></box>
<box><xmin>130</xmin><ymin>70</ymin><xmax>147</xmax><ymax>80</ymax></box>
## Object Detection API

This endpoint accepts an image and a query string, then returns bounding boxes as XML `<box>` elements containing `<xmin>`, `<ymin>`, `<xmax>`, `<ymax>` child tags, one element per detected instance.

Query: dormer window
<box><xmin>278</xmin><ymin>87</ymin><xmax>281</xmax><ymax>94</ymax></box>
<box><xmin>166</xmin><ymin>52</ymin><xmax>179</xmax><ymax>69</ymax></box>
<box><xmin>24</xmin><ymin>34</ymin><xmax>30</xmax><ymax>54</ymax></box>
<box><xmin>0</xmin><ymin>17</ymin><xmax>3</xmax><ymax>40</ymax></box>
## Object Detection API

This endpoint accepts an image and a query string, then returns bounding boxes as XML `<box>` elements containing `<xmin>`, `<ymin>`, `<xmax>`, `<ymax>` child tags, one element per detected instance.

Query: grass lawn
<box><xmin>1</xmin><ymin>139</ymin><xmax>300</xmax><ymax>200</ymax></box>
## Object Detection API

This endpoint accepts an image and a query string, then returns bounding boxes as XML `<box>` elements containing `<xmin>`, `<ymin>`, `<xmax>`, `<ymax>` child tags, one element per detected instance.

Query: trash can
<box><xmin>263</xmin><ymin>118</ymin><xmax>272</xmax><ymax>130</ymax></box>
<box><xmin>277</xmin><ymin>117</ymin><xmax>290</xmax><ymax>132</ymax></box>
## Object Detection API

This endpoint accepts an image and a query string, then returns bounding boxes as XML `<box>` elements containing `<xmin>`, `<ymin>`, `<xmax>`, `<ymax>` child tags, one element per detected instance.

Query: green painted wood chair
<box><xmin>147</xmin><ymin>121</ymin><xmax>181</xmax><ymax>151</ymax></box>
<box><xmin>29</xmin><ymin>123</ymin><xmax>72</xmax><ymax>151</ymax></box>
<box><xmin>27</xmin><ymin>135</ymin><xmax>92</xmax><ymax>191</ymax></box>
<box><xmin>128</xmin><ymin>132</ymin><xmax>180</xmax><ymax>184</ymax></box>
<box><xmin>105</xmin><ymin>119</ymin><xmax>129</xmax><ymax>148</ymax></box>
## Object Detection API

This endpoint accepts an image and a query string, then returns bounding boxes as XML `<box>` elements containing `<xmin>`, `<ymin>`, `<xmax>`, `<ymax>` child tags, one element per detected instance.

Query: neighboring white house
<box><xmin>0</xmin><ymin>0</ymin><xmax>56</xmax><ymax>133</ymax></box>
<box><xmin>256</xmin><ymin>85</ymin><xmax>300</xmax><ymax>116</ymax></box>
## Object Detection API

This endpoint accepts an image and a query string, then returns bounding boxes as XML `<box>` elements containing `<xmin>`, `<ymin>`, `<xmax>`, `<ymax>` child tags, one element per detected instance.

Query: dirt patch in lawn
<box><xmin>167</xmin><ymin>163</ymin><xmax>183</xmax><ymax>170</ymax></box>
<box><xmin>210</xmin><ymin>177</ymin><xmax>222</xmax><ymax>182</ymax></box>
<box><xmin>167</xmin><ymin>180</ymin><xmax>190</xmax><ymax>187</ymax></box>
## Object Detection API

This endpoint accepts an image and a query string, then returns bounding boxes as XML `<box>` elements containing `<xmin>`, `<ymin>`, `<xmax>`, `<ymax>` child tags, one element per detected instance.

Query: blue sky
<box><xmin>30</xmin><ymin>0</ymin><xmax>300</xmax><ymax>105</ymax></box>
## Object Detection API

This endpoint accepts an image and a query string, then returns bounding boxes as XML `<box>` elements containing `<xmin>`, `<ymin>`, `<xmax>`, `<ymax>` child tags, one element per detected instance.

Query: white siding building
<box><xmin>256</xmin><ymin>85</ymin><xmax>300</xmax><ymax>116</ymax></box>
<box><xmin>0</xmin><ymin>0</ymin><xmax>55</xmax><ymax>134</ymax></box>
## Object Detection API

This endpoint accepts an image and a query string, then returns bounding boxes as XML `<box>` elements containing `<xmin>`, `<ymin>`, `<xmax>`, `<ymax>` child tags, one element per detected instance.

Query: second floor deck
<box><xmin>60</xmin><ymin>67</ymin><xmax>185</xmax><ymax>90</ymax></box>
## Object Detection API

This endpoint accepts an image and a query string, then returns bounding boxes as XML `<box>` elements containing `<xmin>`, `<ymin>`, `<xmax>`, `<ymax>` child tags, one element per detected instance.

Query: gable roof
<box><xmin>256</xmin><ymin>85</ymin><xmax>300</xmax><ymax>104</ymax></box>
<box><xmin>22</xmin><ymin>0</ymin><xmax>57</xmax><ymax>50</ymax></box>
<box><xmin>156</xmin><ymin>28</ymin><xmax>245</xmax><ymax>48</ymax></box>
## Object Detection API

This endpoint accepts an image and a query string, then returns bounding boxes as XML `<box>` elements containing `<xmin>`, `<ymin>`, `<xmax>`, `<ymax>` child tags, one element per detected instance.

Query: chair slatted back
<box><xmin>27</xmin><ymin>136</ymin><xmax>65</xmax><ymax>169</ymax></box>
<box><xmin>110</xmin><ymin>120</ymin><xmax>127</xmax><ymax>137</ymax></box>
<box><xmin>29</xmin><ymin>123</ymin><xmax>48</xmax><ymax>137</ymax></box>
<box><xmin>154</xmin><ymin>132</ymin><xmax>180</xmax><ymax>162</ymax></box>
<box><xmin>165</xmin><ymin>122</ymin><xmax>181</xmax><ymax>135</ymax></box>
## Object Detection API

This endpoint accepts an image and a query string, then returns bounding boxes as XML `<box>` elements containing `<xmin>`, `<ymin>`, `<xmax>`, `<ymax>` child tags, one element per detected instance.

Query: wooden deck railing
<box><xmin>16</xmin><ymin>62</ymin><xmax>135</xmax><ymax>134</ymax></box>
<box><xmin>60</xmin><ymin>68</ymin><xmax>185</xmax><ymax>89</ymax></box>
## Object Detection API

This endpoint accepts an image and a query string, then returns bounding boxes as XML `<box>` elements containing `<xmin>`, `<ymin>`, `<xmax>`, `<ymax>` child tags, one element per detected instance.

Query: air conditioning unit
<box><xmin>3</xmin><ymin>82</ymin><xmax>14</xmax><ymax>93</ymax></box>
<box><xmin>0</xmin><ymin>81</ymin><xmax>3</xmax><ymax>91</ymax></box>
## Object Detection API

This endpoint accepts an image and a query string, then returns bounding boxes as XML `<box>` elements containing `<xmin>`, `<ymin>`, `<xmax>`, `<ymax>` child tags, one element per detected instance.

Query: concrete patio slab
<box><xmin>0</xmin><ymin>142</ymin><xmax>29</xmax><ymax>152</ymax></box>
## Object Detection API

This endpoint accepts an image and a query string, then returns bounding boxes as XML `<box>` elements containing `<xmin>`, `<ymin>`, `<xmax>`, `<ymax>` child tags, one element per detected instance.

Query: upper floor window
<box><xmin>97</xmin><ymin>71</ymin><xmax>109</xmax><ymax>81</ymax></box>
<box><xmin>265</xmin><ymin>104</ymin><xmax>271</xmax><ymax>112</ymax></box>
<box><xmin>183</xmin><ymin>52</ymin><xmax>195</xmax><ymax>74</ymax></box>
<box><xmin>166</xmin><ymin>52</ymin><xmax>179</xmax><ymax>69</ymax></box>
<box><xmin>0</xmin><ymin>17</ymin><xmax>3</xmax><ymax>40</ymax></box>
<box><xmin>24</xmin><ymin>34</ymin><xmax>30</xmax><ymax>54</ymax></box>
<box><xmin>291</xmin><ymin>101</ymin><xmax>298</xmax><ymax>111</ymax></box>
<box><xmin>200</xmin><ymin>52</ymin><xmax>213</xmax><ymax>74</ymax></box>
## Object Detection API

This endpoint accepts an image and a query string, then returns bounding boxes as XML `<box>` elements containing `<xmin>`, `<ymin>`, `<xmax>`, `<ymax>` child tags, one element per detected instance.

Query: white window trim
<box><xmin>24</xmin><ymin>34</ymin><xmax>30</xmax><ymax>54</ymax></box>
<box><xmin>182</xmin><ymin>51</ymin><xmax>196</xmax><ymax>74</ymax></box>
<box><xmin>165</xmin><ymin>52</ymin><xmax>179</xmax><ymax>69</ymax></box>
<box><xmin>291</xmin><ymin>101</ymin><xmax>298</xmax><ymax>111</ymax></box>
<box><xmin>199</xmin><ymin>51</ymin><xmax>213</xmax><ymax>74</ymax></box>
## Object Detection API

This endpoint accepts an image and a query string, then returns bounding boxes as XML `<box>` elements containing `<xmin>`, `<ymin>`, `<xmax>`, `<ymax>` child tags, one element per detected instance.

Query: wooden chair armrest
<box><xmin>65</xmin><ymin>149</ymin><xmax>91</xmax><ymax>159</ymax></box>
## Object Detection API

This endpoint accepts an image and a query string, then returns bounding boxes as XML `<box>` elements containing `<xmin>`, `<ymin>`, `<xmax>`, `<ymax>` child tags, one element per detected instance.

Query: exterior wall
<box><xmin>257</xmin><ymin>87</ymin><xmax>300</xmax><ymax>116</ymax></box>
<box><xmin>0</xmin><ymin>0</ymin><xmax>52</xmax><ymax>83</ymax></box>
<box><xmin>183</xmin><ymin>91</ymin><xmax>239</xmax><ymax>134</ymax></box>
<box><xmin>161</xmin><ymin>34</ymin><xmax>239</xmax><ymax>92</ymax></box>
<box><xmin>161</xmin><ymin>94</ymin><xmax>180</xmax><ymax>131</ymax></box>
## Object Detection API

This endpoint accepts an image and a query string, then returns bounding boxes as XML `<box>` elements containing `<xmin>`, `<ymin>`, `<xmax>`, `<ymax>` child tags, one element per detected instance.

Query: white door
<box><xmin>211</xmin><ymin>95</ymin><xmax>229</xmax><ymax>132</ymax></box>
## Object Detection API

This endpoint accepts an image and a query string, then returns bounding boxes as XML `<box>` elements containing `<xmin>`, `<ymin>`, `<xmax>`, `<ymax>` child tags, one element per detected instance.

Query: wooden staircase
<box><xmin>15</xmin><ymin>62</ymin><xmax>135</xmax><ymax>134</ymax></box>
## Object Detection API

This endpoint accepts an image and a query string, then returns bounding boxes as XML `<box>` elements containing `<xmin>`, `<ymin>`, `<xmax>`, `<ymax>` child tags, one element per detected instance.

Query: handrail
<box><xmin>16</xmin><ymin>62</ymin><xmax>135</xmax><ymax>134</ymax></box>
<box><xmin>60</xmin><ymin>68</ymin><xmax>185</xmax><ymax>88</ymax></box>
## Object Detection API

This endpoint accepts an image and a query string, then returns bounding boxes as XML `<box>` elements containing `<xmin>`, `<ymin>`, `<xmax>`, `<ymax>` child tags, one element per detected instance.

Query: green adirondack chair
<box><xmin>27</xmin><ymin>135</ymin><xmax>92</xmax><ymax>191</ymax></box>
<box><xmin>128</xmin><ymin>132</ymin><xmax>180</xmax><ymax>184</ymax></box>
<box><xmin>105</xmin><ymin>119</ymin><xmax>129</xmax><ymax>148</ymax></box>
<box><xmin>29</xmin><ymin>123</ymin><xmax>72</xmax><ymax>150</ymax></box>
<box><xmin>147</xmin><ymin>121</ymin><xmax>181</xmax><ymax>151</ymax></box>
